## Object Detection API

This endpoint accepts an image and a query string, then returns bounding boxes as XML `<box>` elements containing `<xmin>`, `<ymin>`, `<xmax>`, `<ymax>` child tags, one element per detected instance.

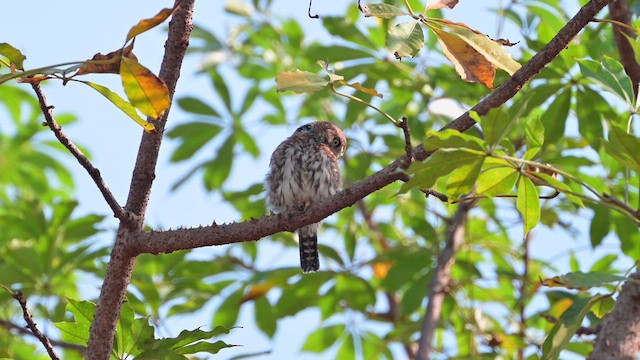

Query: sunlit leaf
<box><xmin>429</xmin><ymin>25</ymin><xmax>495</xmax><ymax>87</ymax></box>
<box><xmin>386</xmin><ymin>21</ymin><xmax>424</xmax><ymax>59</ymax></box>
<box><xmin>361</xmin><ymin>3</ymin><xmax>407</xmax><ymax>18</ymax></box>
<box><xmin>276</xmin><ymin>70</ymin><xmax>328</xmax><ymax>93</ymax></box>
<box><xmin>120</xmin><ymin>57</ymin><xmax>170</xmax><ymax>119</ymax></box>
<box><xmin>427</xmin><ymin>18</ymin><xmax>521</xmax><ymax>75</ymax></box>
<box><xmin>302</xmin><ymin>324</ymin><xmax>345</xmax><ymax>353</ymax></box>
<box><xmin>78</xmin><ymin>80</ymin><xmax>155</xmax><ymax>132</ymax></box>
<box><xmin>339</xmin><ymin>81</ymin><xmax>383</xmax><ymax>98</ymax></box>
<box><xmin>126</xmin><ymin>6</ymin><xmax>177</xmax><ymax>43</ymax></box>
<box><xmin>532</xmin><ymin>172</ymin><xmax>584</xmax><ymax>208</ymax></box>
<box><xmin>402</xmin><ymin>149</ymin><xmax>485</xmax><ymax>192</ymax></box>
<box><xmin>423</xmin><ymin>129</ymin><xmax>486</xmax><ymax>152</ymax></box>
<box><xmin>542</xmin><ymin>294</ymin><xmax>607</xmax><ymax>359</ymax></box>
<box><xmin>425</xmin><ymin>0</ymin><xmax>459</xmax><ymax>11</ymax></box>
<box><xmin>445</xmin><ymin>156</ymin><xmax>483</xmax><ymax>197</ymax></box>
<box><xmin>578</xmin><ymin>57</ymin><xmax>635</xmax><ymax>108</ymax></box>
<box><xmin>517</xmin><ymin>175</ymin><xmax>540</xmax><ymax>235</ymax></box>
<box><xmin>476</xmin><ymin>159</ymin><xmax>518</xmax><ymax>196</ymax></box>
<box><xmin>603</xmin><ymin>125</ymin><xmax>640</xmax><ymax>174</ymax></box>
<box><xmin>0</xmin><ymin>43</ymin><xmax>26</xmax><ymax>70</ymax></box>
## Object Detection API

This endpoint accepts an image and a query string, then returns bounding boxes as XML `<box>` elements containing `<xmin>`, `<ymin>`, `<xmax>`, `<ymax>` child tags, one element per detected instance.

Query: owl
<box><xmin>265</xmin><ymin>121</ymin><xmax>347</xmax><ymax>273</ymax></box>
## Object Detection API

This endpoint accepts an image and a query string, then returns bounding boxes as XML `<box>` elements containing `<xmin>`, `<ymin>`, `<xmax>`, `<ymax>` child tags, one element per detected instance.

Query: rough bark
<box><xmin>85</xmin><ymin>1</ymin><xmax>195</xmax><ymax>358</ymax></box>
<box><xmin>590</xmin><ymin>271</ymin><xmax>640</xmax><ymax>359</ymax></box>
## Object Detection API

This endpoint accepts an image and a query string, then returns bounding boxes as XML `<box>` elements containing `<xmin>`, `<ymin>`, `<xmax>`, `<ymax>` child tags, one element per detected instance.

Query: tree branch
<box><xmin>127</xmin><ymin>0</ymin><xmax>613</xmax><ymax>256</ymax></box>
<box><xmin>415</xmin><ymin>199</ymin><xmax>474</xmax><ymax>360</ymax></box>
<box><xmin>591</xmin><ymin>270</ymin><xmax>640</xmax><ymax>359</ymax></box>
<box><xmin>608</xmin><ymin>0</ymin><xmax>640</xmax><ymax>97</ymax></box>
<box><xmin>11</xmin><ymin>290</ymin><xmax>60</xmax><ymax>360</ymax></box>
<box><xmin>0</xmin><ymin>318</ymin><xmax>86</xmax><ymax>352</ymax></box>
<box><xmin>30</xmin><ymin>82</ymin><xmax>128</xmax><ymax>223</ymax></box>
<box><xmin>86</xmin><ymin>1</ymin><xmax>195</xmax><ymax>359</ymax></box>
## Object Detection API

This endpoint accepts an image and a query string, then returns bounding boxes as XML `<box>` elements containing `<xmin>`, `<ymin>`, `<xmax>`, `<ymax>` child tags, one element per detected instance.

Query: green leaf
<box><xmin>335</xmin><ymin>274</ymin><xmax>376</xmax><ymax>311</ymax></box>
<box><xmin>177</xmin><ymin>97</ymin><xmax>221</xmax><ymax>117</ymax></box>
<box><xmin>476</xmin><ymin>159</ymin><xmax>518</xmax><ymax>196</ymax></box>
<box><xmin>53</xmin><ymin>298</ymin><xmax>96</xmax><ymax>346</ymax></box>
<box><xmin>578</xmin><ymin>57</ymin><xmax>635</xmax><ymax>108</ymax></box>
<box><xmin>120</xmin><ymin>57</ymin><xmax>170</xmax><ymax>119</ymax></box>
<box><xmin>386</xmin><ymin>21</ymin><xmax>424</xmax><ymax>58</ymax></box>
<box><xmin>517</xmin><ymin>176</ymin><xmax>540</xmax><ymax>235</ymax></box>
<box><xmin>402</xmin><ymin>149</ymin><xmax>485</xmax><ymax>192</ymax></box>
<box><xmin>423</xmin><ymin>129</ymin><xmax>486</xmax><ymax>152</ymax></box>
<box><xmin>575</xmin><ymin>88</ymin><xmax>604</xmax><ymax>149</ymax></box>
<box><xmin>254</xmin><ymin>297</ymin><xmax>277</xmax><ymax>338</ymax></box>
<box><xmin>0</xmin><ymin>43</ymin><xmax>26</xmax><ymax>70</ymax></box>
<box><xmin>362</xmin><ymin>3</ymin><xmax>407</xmax><ymax>18</ymax></box>
<box><xmin>276</xmin><ymin>70</ymin><xmax>329</xmax><ymax>94</ymax></box>
<box><xmin>445</xmin><ymin>156</ymin><xmax>484</xmax><ymax>197</ymax></box>
<box><xmin>337</xmin><ymin>333</ymin><xmax>356</xmax><ymax>358</ymax></box>
<box><xmin>556</xmin><ymin>271</ymin><xmax>627</xmax><ymax>289</ymax></box>
<box><xmin>302</xmin><ymin>324</ymin><xmax>345</xmax><ymax>353</ymax></box>
<box><xmin>126</xmin><ymin>7</ymin><xmax>176</xmax><ymax>42</ymax></box>
<box><xmin>203</xmin><ymin>135</ymin><xmax>235</xmax><ymax>191</ymax></box>
<box><xmin>212</xmin><ymin>289</ymin><xmax>243</xmax><ymax>328</ymax></box>
<box><xmin>603</xmin><ymin>125</ymin><xmax>640</xmax><ymax>174</ymax></box>
<box><xmin>477</xmin><ymin>108</ymin><xmax>512</xmax><ymax>149</ymax></box>
<box><xmin>524</xmin><ymin>116</ymin><xmax>545</xmax><ymax>156</ymax></box>
<box><xmin>78</xmin><ymin>80</ymin><xmax>155</xmax><ymax>132</ymax></box>
<box><xmin>533</xmin><ymin>173</ymin><xmax>584</xmax><ymax>208</ymax></box>
<box><xmin>304</xmin><ymin>45</ymin><xmax>374</xmax><ymax>62</ymax></box>
<box><xmin>167</xmin><ymin>122</ymin><xmax>223</xmax><ymax>162</ymax></box>
<box><xmin>235</xmin><ymin>127</ymin><xmax>259</xmax><ymax>158</ymax></box>
<box><xmin>540</xmin><ymin>88</ymin><xmax>571</xmax><ymax>144</ymax></box>
<box><xmin>589</xmin><ymin>205</ymin><xmax>610</xmax><ymax>247</ymax></box>
<box><xmin>175</xmin><ymin>340</ymin><xmax>235</xmax><ymax>355</ymax></box>
<box><xmin>210</xmin><ymin>70</ymin><xmax>233</xmax><ymax>113</ymax></box>
<box><xmin>542</xmin><ymin>294</ymin><xmax>607</xmax><ymax>359</ymax></box>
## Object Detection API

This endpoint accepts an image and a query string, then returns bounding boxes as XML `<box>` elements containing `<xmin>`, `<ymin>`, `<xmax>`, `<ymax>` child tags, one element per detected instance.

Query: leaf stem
<box><xmin>329</xmin><ymin>83</ymin><xmax>399</xmax><ymax>125</ymax></box>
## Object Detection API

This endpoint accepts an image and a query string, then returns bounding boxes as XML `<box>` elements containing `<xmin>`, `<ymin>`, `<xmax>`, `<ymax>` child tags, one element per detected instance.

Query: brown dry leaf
<box><xmin>75</xmin><ymin>42</ymin><xmax>138</xmax><ymax>76</ymax></box>
<box><xmin>424</xmin><ymin>0</ymin><xmax>459</xmax><ymax>11</ymax></box>
<box><xmin>126</xmin><ymin>6</ymin><xmax>177</xmax><ymax>43</ymax></box>
<box><xmin>429</xmin><ymin>25</ymin><xmax>495</xmax><ymax>88</ymax></box>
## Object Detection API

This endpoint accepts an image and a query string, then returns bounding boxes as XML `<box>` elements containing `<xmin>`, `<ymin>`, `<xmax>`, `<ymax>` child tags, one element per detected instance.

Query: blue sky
<box><xmin>2</xmin><ymin>1</ymin><xmax>626</xmax><ymax>359</ymax></box>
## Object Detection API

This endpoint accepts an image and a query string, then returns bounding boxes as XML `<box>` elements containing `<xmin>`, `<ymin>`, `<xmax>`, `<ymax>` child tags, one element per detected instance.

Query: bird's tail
<box><xmin>298</xmin><ymin>234</ymin><xmax>319</xmax><ymax>273</ymax></box>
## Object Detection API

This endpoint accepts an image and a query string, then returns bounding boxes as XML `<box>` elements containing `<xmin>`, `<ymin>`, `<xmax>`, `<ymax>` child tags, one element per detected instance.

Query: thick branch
<box><xmin>415</xmin><ymin>200</ymin><xmax>474</xmax><ymax>360</ymax></box>
<box><xmin>11</xmin><ymin>290</ymin><xmax>60</xmax><ymax>360</ymax></box>
<box><xmin>128</xmin><ymin>0</ymin><xmax>613</xmax><ymax>256</ymax></box>
<box><xmin>608</xmin><ymin>0</ymin><xmax>640</xmax><ymax>97</ymax></box>
<box><xmin>590</xmin><ymin>270</ymin><xmax>640</xmax><ymax>359</ymax></box>
<box><xmin>86</xmin><ymin>1</ymin><xmax>195</xmax><ymax>359</ymax></box>
<box><xmin>31</xmin><ymin>83</ymin><xmax>127</xmax><ymax>223</ymax></box>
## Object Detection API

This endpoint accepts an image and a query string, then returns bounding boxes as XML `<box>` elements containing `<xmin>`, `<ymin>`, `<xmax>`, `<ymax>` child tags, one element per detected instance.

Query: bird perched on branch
<box><xmin>265</xmin><ymin>121</ymin><xmax>347</xmax><ymax>273</ymax></box>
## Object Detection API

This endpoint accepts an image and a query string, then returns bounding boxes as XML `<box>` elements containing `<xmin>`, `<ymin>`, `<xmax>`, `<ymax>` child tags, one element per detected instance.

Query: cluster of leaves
<box><xmin>1</xmin><ymin>0</ymin><xmax>640</xmax><ymax>359</ymax></box>
<box><xmin>54</xmin><ymin>298</ymin><xmax>236</xmax><ymax>359</ymax></box>
<box><xmin>0</xmin><ymin>7</ymin><xmax>177</xmax><ymax>132</ymax></box>
<box><xmin>159</xmin><ymin>0</ymin><xmax>640</xmax><ymax>358</ymax></box>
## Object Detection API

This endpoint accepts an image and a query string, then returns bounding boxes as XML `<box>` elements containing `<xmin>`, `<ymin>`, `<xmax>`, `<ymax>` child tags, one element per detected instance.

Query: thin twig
<box><xmin>0</xmin><ymin>319</ymin><xmax>86</xmax><ymax>352</ymax></box>
<box><xmin>308</xmin><ymin>0</ymin><xmax>319</xmax><ymax>18</ymax></box>
<box><xmin>30</xmin><ymin>82</ymin><xmax>129</xmax><ymax>224</ymax></box>
<box><xmin>399</xmin><ymin>117</ymin><xmax>414</xmax><ymax>167</ymax></box>
<box><xmin>11</xmin><ymin>290</ymin><xmax>60</xmax><ymax>360</ymax></box>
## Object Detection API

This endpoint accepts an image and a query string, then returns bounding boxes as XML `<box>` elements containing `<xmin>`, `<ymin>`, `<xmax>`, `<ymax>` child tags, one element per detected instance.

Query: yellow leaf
<box><xmin>79</xmin><ymin>80</ymin><xmax>155</xmax><ymax>132</ymax></box>
<box><xmin>241</xmin><ymin>283</ymin><xmax>274</xmax><ymax>303</ymax></box>
<box><xmin>372</xmin><ymin>261</ymin><xmax>392</xmax><ymax>280</ymax></box>
<box><xmin>126</xmin><ymin>6</ymin><xmax>177</xmax><ymax>43</ymax></box>
<box><xmin>120</xmin><ymin>57</ymin><xmax>170</xmax><ymax>119</ymax></box>
<box><xmin>429</xmin><ymin>25</ymin><xmax>495</xmax><ymax>88</ymax></box>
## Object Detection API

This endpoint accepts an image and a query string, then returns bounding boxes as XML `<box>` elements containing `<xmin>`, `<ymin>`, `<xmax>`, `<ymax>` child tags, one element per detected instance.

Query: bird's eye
<box><xmin>332</xmin><ymin>138</ymin><xmax>341</xmax><ymax>147</ymax></box>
